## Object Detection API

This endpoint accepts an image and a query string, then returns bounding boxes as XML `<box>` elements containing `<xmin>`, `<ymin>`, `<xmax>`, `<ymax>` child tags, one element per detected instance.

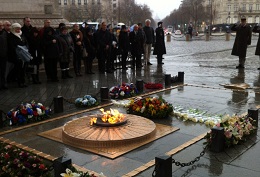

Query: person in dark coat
<box><xmin>252</xmin><ymin>23</ymin><xmax>260</xmax><ymax>70</ymax></box>
<box><xmin>7</xmin><ymin>23</ymin><xmax>28</xmax><ymax>88</ymax></box>
<box><xmin>28</xmin><ymin>27</ymin><xmax>42</xmax><ymax>84</ymax></box>
<box><xmin>0</xmin><ymin>21</ymin><xmax>9</xmax><ymax>89</ymax></box>
<box><xmin>42</xmin><ymin>27</ymin><xmax>61</xmax><ymax>82</ymax></box>
<box><xmin>21</xmin><ymin>17</ymin><xmax>33</xmax><ymax>43</ymax></box>
<box><xmin>70</xmin><ymin>24</ymin><xmax>83</xmax><ymax>76</ymax></box>
<box><xmin>83</xmin><ymin>28</ymin><xmax>96</xmax><ymax>74</ymax></box>
<box><xmin>153</xmin><ymin>21</ymin><xmax>166</xmax><ymax>65</ymax></box>
<box><xmin>97</xmin><ymin>22</ymin><xmax>112</xmax><ymax>73</ymax></box>
<box><xmin>231</xmin><ymin>16</ymin><xmax>252</xmax><ymax>69</ymax></box>
<box><xmin>118</xmin><ymin>25</ymin><xmax>130</xmax><ymax>70</ymax></box>
<box><xmin>58</xmin><ymin>26</ymin><xmax>74</xmax><ymax>79</ymax></box>
<box><xmin>129</xmin><ymin>24</ymin><xmax>144</xmax><ymax>68</ymax></box>
<box><xmin>109</xmin><ymin>27</ymin><xmax>118</xmax><ymax>70</ymax></box>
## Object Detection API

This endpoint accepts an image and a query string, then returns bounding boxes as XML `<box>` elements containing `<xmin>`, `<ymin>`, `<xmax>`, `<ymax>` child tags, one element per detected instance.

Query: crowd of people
<box><xmin>0</xmin><ymin>18</ymin><xmax>166</xmax><ymax>90</ymax></box>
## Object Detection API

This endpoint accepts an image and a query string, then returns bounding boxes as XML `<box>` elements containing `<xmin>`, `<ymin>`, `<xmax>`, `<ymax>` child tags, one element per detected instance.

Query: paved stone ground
<box><xmin>1</xmin><ymin>35</ymin><xmax>260</xmax><ymax>177</ymax></box>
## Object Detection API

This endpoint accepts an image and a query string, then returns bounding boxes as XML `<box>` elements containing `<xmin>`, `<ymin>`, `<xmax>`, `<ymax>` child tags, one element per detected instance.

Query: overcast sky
<box><xmin>135</xmin><ymin>0</ymin><xmax>182</xmax><ymax>19</ymax></box>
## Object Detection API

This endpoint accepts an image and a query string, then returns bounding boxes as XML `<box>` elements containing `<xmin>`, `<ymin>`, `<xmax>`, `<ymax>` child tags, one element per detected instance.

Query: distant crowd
<box><xmin>0</xmin><ymin>18</ymin><xmax>166</xmax><ymax>90</ymax></box>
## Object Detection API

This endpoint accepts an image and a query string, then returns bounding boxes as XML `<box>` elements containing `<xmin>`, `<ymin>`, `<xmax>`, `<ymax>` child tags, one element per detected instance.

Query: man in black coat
<box><xmin>252</xmin><ymin>23</ymin><xmax>260</xmax><ymax>70</ymax></box>
<box><xmin>231</xmin><ymin>16</ymin><xmax>252</xmax><ymax>69</ymax></box>
<box><xmin>129</xmin><ymin>24</ymin><xmax>144</xmax><ymax>68</ymax></box>
<box><xmin>143</xmin><ymin>19</ymin><xmax>155</xmax><ymax>66</ymax></box>
<box><xmin>0</xmin><ymin>21</ymin><xmax>9</xmax><ymax>89</ymax></box>
<box><xmin>118</xmin><ymin>25</ymin><xmax>130</xmax><ymax>70</ymax></box>
<box><xmin>21</xmin><ymin>17</ymin><xmax>33</xmax><ymax>42</ymax></box>
<box><xmin>153</xmin><ymin>21</ymin><xmax>166</xmax><ymax>65</ymax></box>
<box><xmin>97</xmin><ymin>22</ymin><xmax>112</xmax><ymax>73</ymax></box>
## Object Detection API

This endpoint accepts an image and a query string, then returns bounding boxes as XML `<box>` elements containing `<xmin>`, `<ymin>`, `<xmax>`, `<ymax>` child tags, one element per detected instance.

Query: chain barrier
<box><xmin>180</xmin><ymin>163</ymin><xmax>210</xmax><ymax>177</ymax></box>
<box><xmin>152</xmin><ymin>145</ymin><xmax>208</xmax><ymax>177</ymax></box>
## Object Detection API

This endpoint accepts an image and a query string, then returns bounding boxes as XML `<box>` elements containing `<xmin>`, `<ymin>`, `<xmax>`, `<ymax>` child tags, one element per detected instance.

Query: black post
<box><xmin>154</xmin><ymin>156</ymin><xmax>172</xmax><ymax>177</ymax></box>
<box><xmin>165</xmin><ymin>74</ymin><xmax>171</xmax><ymax>86</ymax></box>
<box><xmin>136</xmin><ymin>79</ymin><xmax>143</xmax><ymax>93</ymax></box>
<box><xmin>53</xmin><ymin>96</ymin><xmax>63</xmax><ymax>113</ymax></box>
<box><xmin>210</xmin><ymin>126</ymin><xmax>225</xmax><ymax>152</ymax></box>
<box><xmin>178</xmin><ymin>72</ymin><xmax>185</xmax><ymax>83</ymax></box>
<box><xmin>100</xmin><ymin>87</ymin><xmax>109</xmax><ymax>102</ymax></box>
<box><xmin>248</xmin><ymin>109</ymin><xmax>258</xmax><ymax>127</ymax></box>
<box><xmin>53</xmin><ymin>156</ymin><xmax>72</xmax><ymax>177</ymax></box>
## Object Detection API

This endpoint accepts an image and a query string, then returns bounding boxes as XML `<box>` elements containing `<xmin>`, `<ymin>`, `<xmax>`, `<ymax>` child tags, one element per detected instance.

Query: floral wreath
<box><xmin>144</xmin><ymin>82</ymin><xmax>163</xmax><ymax>89</ymax></box>
<box><xmin>204</xmin><ymin>114</ymin><xmax>256</xmax><ymax>148</ymax></box>
<box><xmin>109</xmin><ymin>83</ymin><xmax>138</xmax><ymax>99</ymax></box>
<box><xmin>127</xmin><ymin>96</ymin><xmax>173</xmax><ymax>119</ymax></box>
<box><xmin>75</xmin><ymin>95</ymin><xmax>98</xmax><ymax>107</ymax></box>
<box><xmin>6</xmin><ymin>101</ymin><xmax>51</xmax><ymax>125</ymax></box>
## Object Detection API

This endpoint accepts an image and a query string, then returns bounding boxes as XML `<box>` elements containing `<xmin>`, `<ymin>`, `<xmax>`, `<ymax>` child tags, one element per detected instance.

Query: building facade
<box><xmin>58</xmin><ymin>0</ymin><xmax>119</xmax><ymax>25</ymax></box>
<box><xmin>204</xmin><ymin>0</ymin><xmax>260</xmax><ymax>25</ymax></box>
<box><xmin>0</xmin><ymin>0</ymin><xmax>67</xmax><ymax>27</ymax></box>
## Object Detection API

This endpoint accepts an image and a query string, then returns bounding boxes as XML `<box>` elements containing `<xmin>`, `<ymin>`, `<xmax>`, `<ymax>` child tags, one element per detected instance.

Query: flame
<box><xmin>90</xmin><ymin>108</ymin><xmax>125</xmax><ymax>125</ymax></box>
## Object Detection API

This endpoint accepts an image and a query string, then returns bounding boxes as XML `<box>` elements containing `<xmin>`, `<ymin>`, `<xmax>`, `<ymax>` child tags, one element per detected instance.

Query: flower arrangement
<box><xmin>144</xmin><ymin>83</ymin><xmax>163</xmax><ymax>89</ymax></box>
<box><xmin>204</xmin><ymin>114</ymin><xmax>257</xmax><ymax>148</ymax></box>
<box><xmin>126</xmin><ymin>96</ymin><xmax>173</xmax><ymax>119</ymax></box>
<box><xmin>0</xmin><ymin>142</ymin><xmax>51</xmax><ymax>177</ymax></box>
<box><xmin>109</xmin><ymin>83</ymin><xmax>138</xmax><ymax>99</ymax></box>
<box><xmin>6</xmin><ymin>101</ymin><xmax>51</xmax><ymax>125</ymax></box>
<box><xmin>173</xmin><ymin>106</ymin><xmax>222</xmax><ymax>126</ymax></box>
<box><xmin>75</xmin><ymin>95</ymin><xmax>98</xmax><ymax>107</ymax></box>
<box><xmin>61</xmin><ymin>167</ymin><xmax>105</xmax><ymax>177</ymax></box>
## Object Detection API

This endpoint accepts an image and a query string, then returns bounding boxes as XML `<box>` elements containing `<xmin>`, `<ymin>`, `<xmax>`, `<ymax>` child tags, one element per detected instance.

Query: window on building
<box><xmin>249</xmin><ymin>4</ymin><xmax>253</xmax><ymax>12</ymax></box>
<box><xmin>78</xmin><ymin>0</ymin><xmax>81</xmax><ymax>5</ymax></box>
<box><xmin>227</xmin><ymin>5</ymin><xmax>231</xmax><ymax>12</ymax></box>
<box><xmin>72</xmin><ymin>0</ymin><xmax>75</xmax><ymax>5</ymax></box>
<box><xmin>92</xmin><ymin>0</ymin><xmax>95</xmax><ymax>4</ymax></box>
<box><xmin>84</xmin><ymin>0</ymin><xmax>87</xmax><ymax>4</ymax></box>
<box><xmin>248</xmin><ymin>16</ymin><xmax>253</xmax><ymax>23</ymax></box>
<box><xmin>97</xmin><ymin>0</ymin><xmax>100</xmax><ymax>4</ymax></box>
<box><xmin>234</xmin><ymin>4</ymin><xmax>238</xmax><ymax>11</ymax></box>
<box><xmin>242</xmin><ymin>4</ymin><xmax>246</xmax><ymax>11</ymax></box>
<box><xmin>64</xmin><ymin>0</ymin><xmax>67</xmax><ymax>5</ymax></box>
<box><xmin>58</xmin><ymin>0</ymin><xmax>61</xmax><ymax>5</ymax></box>
<box><xmin>256</xmin><ymin>16</ymin><xmax>260</xmax><ymax>23</ymax></box>
<box><xmin>113</xmin><ymin>3</ymin><xmax>116</xmax><ymax>8</ymax></box>
<box><xmin>233</xmin><ymin>16</ymin><xmax>238</xmax><ymax>23</ymax></box>
<box><xmin>256</xmin><ymin>4</ymin><xmax>260</xmax><ymax>11</ymax></box>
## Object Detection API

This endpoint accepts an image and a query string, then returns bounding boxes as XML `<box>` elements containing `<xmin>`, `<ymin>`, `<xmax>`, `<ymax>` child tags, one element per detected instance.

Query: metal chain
<box><xmin>152</xmin><ymin>145</ymin><xmax>208</xmax><ymax>177</ymax></box>
<box><xmin>181</xmin><ymin>163</ymin><xmax>210</xmax><ymax>177</ymax></box>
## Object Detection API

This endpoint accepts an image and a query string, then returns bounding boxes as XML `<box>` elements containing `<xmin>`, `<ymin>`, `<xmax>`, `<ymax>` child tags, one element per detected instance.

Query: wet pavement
<box><xmin>1</xmin><ymin>35</ymin><xmax>260</xmax><ymax>177</ymax></box>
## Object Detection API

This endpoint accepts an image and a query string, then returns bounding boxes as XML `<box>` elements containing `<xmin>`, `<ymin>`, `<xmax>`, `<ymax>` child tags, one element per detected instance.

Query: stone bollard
<box><xmin>53</xmin><ymin>96</ymin><xmax>63</xmax><ymax>113</ymax></box>
<box><xmin>225</xmin><ymin>32</ymin><xmax>230</xmax><ymax>41</ymax></box>
<box><xmin>205</xmin><ymin>33</ymin><xmax>210</xmax><ymax>41</ymax></box>
<box><xmin>53</xmin><ymin>156</ymin><xmax>72</xmax><ymax>177</ymax></box>
<box><xmin>186</xmin><ymin>34</ymin><xmax>190</xmax><ymax>41</ymax></box>
<box><xmin>178</xmin><ymin>72</ymin><xmax>185</xmax><ymax>83</ymax></box>
<box><xmin>210</xmin><ymin>126</ymin><xmax>225</xmax><ymax>152</ymax></box>
<box><xmin>100</xmin><ymin>87</ymin><xmax>109</xmax><ymax>102</ymax></box>
<box><xmin>166</xmin><ymin>33</ymin><xmax>171</xmax><ymax>42</ymax></box>
<box><xmin>248</xmin><ymin>109</ymin><xmax>258</xmax><ymax>127</ymax></box>
<box><xmin>165</xmin><ymin>74</ymin><xmax>171</xmax><ymax>86</ymax></box>
<box><xmin>136</xmin><ymin>79</ymin><xmax>144</xmax><ymax>93</ymax></box>
<box><xmin>153</xmin><ymin>155</ymin><xmax>172</xmax><ymax>177</ymax></box>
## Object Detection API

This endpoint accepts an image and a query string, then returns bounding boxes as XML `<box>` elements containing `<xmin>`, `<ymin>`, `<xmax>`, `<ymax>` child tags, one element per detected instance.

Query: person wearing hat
<box><xmin>8</xmin><ymin>23</ymin><xmax>28</xmax><ymax>87</ymax></box>
<box><xmin>231</xmin><ymin>16</ymin><xmax>252</xmax><ymax>69</ymax></box>
<box><xmin>153</xmin><ymin>21</ymin><xmax>166</xmax><ymax>65</ymax></box>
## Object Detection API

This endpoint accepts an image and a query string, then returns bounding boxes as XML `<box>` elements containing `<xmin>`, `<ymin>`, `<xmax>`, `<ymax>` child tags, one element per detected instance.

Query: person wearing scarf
<box><xmin>7</xmin><ymin>23</ymin><xmax>27</xmax><ymax>88</ymax></box>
